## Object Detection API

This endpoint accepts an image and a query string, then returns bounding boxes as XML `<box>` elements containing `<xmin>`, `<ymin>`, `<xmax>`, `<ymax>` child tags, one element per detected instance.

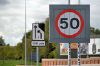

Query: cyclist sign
<box><xmin>49</xmin><ymin>5</ymin><xmax>90</xmax><ymax>43</ymax></box>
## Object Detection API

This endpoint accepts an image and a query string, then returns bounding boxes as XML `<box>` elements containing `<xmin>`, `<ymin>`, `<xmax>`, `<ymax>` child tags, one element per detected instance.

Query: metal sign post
<box><xmin>68</xmin><ymin>0</ymin><xmax>70</xmax><ymax>4</ymax></box>
<box><xmin>36</xmin><ymin>47</ymin><xmax>39</xmax><ymax>66</ymax></box>
<box><xmin>31</xmin><ymin>52</ymin><xmax>32</xmax><ymax>66</ymax></box>
<box><xmin>78</xmin><ymin>1</ymin><xmax>81</xmax><ymax>66</ymax></box>
<box><xmin>32</xmin><ymin>23</ymin><xmax>45</xmax><ymax>66</ymax></box>
<box><xmin>77</xmin><ymin>43</ymin><xmax>80</xmax><ymax>66</ymax></box>
<box><xmin>68</xmin><ymin>1</ymin><xmax>71</xmax><ymax>66</ymax></box>
<box><xmin>68</xmin><ymin>43</ymin><xmax>71</xmax><ymax>66</ymax></box>
<box><xmin>25</xmin><ymin>0</ymin><xmax>27</xmax><ymax>66</ymax></box>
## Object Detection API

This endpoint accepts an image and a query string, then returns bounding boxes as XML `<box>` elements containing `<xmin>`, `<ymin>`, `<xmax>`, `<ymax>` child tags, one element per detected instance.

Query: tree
<box><xmin>90</xmin><ymin>27</ymin><xmax>100</xmax><ymax>35</ymax></box>
<box><xmin>15</xmin><ymin>42</ymin><xmax>23</xmax><ymax>60</ymax></box>
<box><xmin>48</xmin><ymin>43</ymin><xmax>58</xmax><ymax>58</ymax></box>
<box><xmin>0</xmin><ymin>36</ymin><xmax>5</xmax><ymax>46</ymax></box>
<box><xmin>20</xmin><ymin>30</ymin><xmax>33</xmax><ymax>60</ymax></box>
<box><xmin>94</xmin><ymin>29</ymin><xmax>100</xmax><ymax>35</ymax></box>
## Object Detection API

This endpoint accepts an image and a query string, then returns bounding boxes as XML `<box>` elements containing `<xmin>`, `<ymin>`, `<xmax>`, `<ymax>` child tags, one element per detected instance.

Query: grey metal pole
<box><xmin>68</xmin><ymin>0</ymin><xmax>70</xmax><ymax>4</ymax></box>
<box><xmin>78</xmin><ymin>1</ymin><xmax>81</xmax><ymax>66</ymax></box>
<box><xmin>77</xmin><ymin>43</ymin><xmax>80</xmax><ymax>66</ymax></box>
<box><xmin>25</xmin><ymin>0</ymin><xmax>27</xmax><ymax>66</ymax></box>
<box><xmin>68</xmin><ymin>43</ymin><xmax>71</xmax><ymax>66</ymax></box>
<box><xmin>36</xmin><ymin>47</ymin><xmax>39</xmax><ymax>66</ymax></box>
<box><xmin>68</xmin><ymin>0</ymin><xmax>71</xmax><ymax>66</ymax></box>
<box><xmin>31</xmin><ymin>51</ymin><xmax>32</xmax><ymax>66</ymax></box>
<box><xmin>79</xmin><ymin>0</ymin><xmax>80</xmax><ymax>4</ymax></box>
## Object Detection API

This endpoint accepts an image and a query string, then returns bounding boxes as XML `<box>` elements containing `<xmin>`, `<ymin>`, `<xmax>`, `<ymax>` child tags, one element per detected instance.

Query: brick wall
<box><xmin>42</xmin><ymin>57</ymin><xmax>100</xmax><ymax>66</ymax></box>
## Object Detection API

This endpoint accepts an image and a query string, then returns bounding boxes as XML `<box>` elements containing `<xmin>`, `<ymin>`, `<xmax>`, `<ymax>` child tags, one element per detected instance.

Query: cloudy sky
<box><xmin>0</xmin><ymin>0</ymin><xmax>100</xmax><ymax>46</ymax></box>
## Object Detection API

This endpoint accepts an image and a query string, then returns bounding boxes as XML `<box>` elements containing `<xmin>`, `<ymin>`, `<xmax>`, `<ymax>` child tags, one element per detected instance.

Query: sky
<box><xmin>0</xmin><ymin>0</ymin><xmax>100</xmax><ymax>46</ymax></box>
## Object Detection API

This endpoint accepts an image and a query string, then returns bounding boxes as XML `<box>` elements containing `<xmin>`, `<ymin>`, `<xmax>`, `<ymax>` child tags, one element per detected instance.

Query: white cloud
<box><xmin>0</xmin><ymin>0</ymin><xmax>100</xmax><ymax>46</ymax></box>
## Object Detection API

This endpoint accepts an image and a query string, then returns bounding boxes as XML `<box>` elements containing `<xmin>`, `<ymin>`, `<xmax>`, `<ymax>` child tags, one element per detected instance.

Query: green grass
<box><xmin>0</xmin><ymin>60</ymin><xmax>41</xmax><ymax>66</ymax></box>
<box><xmin>0</xmin><ymin>60</ymin><xmax>23</xmax><ymax>66</ymax></box>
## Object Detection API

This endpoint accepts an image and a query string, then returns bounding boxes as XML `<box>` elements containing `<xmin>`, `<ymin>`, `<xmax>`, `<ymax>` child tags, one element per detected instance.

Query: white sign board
<box><xmin>56</xmin><ymin>9</ymin><xmax>84</xmax><ymax>38</ymax></box>
<box><xmin>32</xmin><ymin>23</ymin><xmax>44</xmax><ymax>40</ymax></box>
<box><xmin>32</xmin><ymin>23</ymin><xmax>45</xmax><ymax>46</ymax></box>
<box><xmin>31</xmin><ymin>41</ymin><xmax>45</xmax><ymax>46</ymax></box>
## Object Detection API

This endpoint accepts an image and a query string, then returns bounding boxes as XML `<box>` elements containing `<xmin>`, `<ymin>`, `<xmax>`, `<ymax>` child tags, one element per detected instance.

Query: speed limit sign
<box><xmin>49</xmin><ymin>5</ymin><xmax>90</xmax><ymax>43</ymax></box>
<box><xmin>55</xmin><ymin>9</ymin><xmax>84</xmax><ymax>38</ymax></box>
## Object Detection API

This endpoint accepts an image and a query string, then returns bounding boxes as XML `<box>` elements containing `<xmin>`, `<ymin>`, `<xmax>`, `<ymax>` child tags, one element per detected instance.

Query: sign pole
<box><xmin>78</xmin><ymin>0</ymin><xmax>81</xmax><ymax>66</ymax></box>
<box><xmin>68</xmin><ymin>0</ymin><xmax>70</xmax><ymax>5</ymax></box>
<box><xmin>31</xmin><ymin>51</ymin><xmax>32</xmax><ymax>66</ymax></box>
<box><xmin>68</xmin><ymin>43</ymin><xmax>71</xmax><ymax>66</ymax></box>
<box><xmin>25</xmin><ymin>0</ymin><xmax>27</xmax><ymax>66</ymax></box>
<box><xmin>36</xmin><ymin>47</ymin><xmax>39</xmax><ymax>66</ymax></box>
<box><xmin>79</xmin><ymin>0</ymin><xmax>80</xmax><ymax>4</ymax></box>
<box><xmin>68</xmin><ymin>0</ymin><xmax>71</xmax><ymax>66</ymax></box>
<box><xmin>77</xmin><ymin>43</ymin><xmax>80</xmax><ymax>66</ymax></box>
<box><xmin>68</xmin><ymin>1</ymin><xmax>71</xmax><ymax>66</ymax></box>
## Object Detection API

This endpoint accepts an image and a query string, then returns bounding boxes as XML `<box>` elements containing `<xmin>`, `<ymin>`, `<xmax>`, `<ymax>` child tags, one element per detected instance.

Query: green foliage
<box><xmin>15</xmin><ymin>43</ymin><xmax>23</xmax><ymax>60</ymax></box>
<box><xmin>0</xmin><ymin>36</ymin><xmax>5</xmax><ymax>46</ymax></box>
<box><xmin>0</xmin><ymin>60</ymin><xmax>23</xmax><ymax>66</ymax></box>
<box><xmin>21</xmin><ymin>30</ymin><xmax>33</xmax><ymax>60</ymax></box>
<box><xmin>94</xmin><ymin>29</ymin><xmax>100</xmax><ymax>35</ymax></box>
<box><xmin>91</xmin><ymin>27</ymin><xmax>100</xmax><ymax>35</ymax></box>
<box><xmin>0</xmin><ymin>46</ymin><xmax>16</xmax><ymax>60</ymax></box>
<box><xmin>44</xmin><ymin>18</ymin><xmax>49</xmax><ymax>42</ymax></box>
<box><xmin>0</xmin><ymin>60</ymin><xmax>41</xmax><ymax>66</ymax></box>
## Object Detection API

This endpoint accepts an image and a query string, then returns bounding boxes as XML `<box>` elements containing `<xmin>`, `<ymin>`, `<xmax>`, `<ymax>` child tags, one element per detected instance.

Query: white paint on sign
<box><xmin>58</xmin><ymin>12</ymin><xmax>81</xmax><ymax>35</ymax></box>
<box><xmin>31</xmin><ymin>41</ymin><xmax>45</xmax><ymax>46</ymax></box>
<box><xmin>32</xmin><ymin>24</ymin><xmax>44</xmax><ymax>40</ymax></box>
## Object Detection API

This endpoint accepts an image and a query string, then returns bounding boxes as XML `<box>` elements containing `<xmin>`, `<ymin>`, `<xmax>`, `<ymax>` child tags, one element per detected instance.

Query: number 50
<box><xmin>60</xmin><ymin>18</ymin><xmax>79</xmax><ymax>29</ymax></box>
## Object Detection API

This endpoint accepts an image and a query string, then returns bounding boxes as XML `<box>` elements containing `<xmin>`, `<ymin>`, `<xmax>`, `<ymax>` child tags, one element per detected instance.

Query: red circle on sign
<box><xmin>55</xmin><ymin>9</ymin><xmax>84</xmax><ymax>38</ymax></box>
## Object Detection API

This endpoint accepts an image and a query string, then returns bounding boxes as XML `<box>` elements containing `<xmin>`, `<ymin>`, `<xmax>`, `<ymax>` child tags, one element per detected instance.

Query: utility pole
<box><xmin>68</xmin><ymin>1</ymin><xmax>71</xmax><ymax>66</ymax></box>
<box><xmin>79</xmin><ymin>0</ymin><xmax>80</xmax><ymax>4</ymax></box>
<box><xmin>77</xmin><ymin>0</ymin><xmax>81</xmax><ymax>66</ymax></box>
<box><xmin>68</xmin><ymin>0</ymin><xmax>70</xmax><ymax>5</ymax></box>
<box><xmin>25</xmin><ymin>0</ymin><xmax>27</xmax><ymax>66</ymax></box>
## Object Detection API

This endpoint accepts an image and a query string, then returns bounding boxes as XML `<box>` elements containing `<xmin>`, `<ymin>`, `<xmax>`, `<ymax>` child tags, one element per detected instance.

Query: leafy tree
<box><xmin>20</xmin><ymin>30</ymin><xmax>33</xmax><ymax>60</ymax></box>
<box><xmin>0</xmin><ymin>36</ymin><xmax>5</xmax><ymax>46</ymax></box>
<box><xmin>94</xmin><ymin>29</ymin><xmax>100</xmax><ymax>35</ymax></box>
<box><xmin>90</xmin><ymin>27</ymin><xmax>100</xmax><ymax>35</ymax></box>
<box><xmin>48</xmin><ymin>43</ymin><xmax>58</xmax><ymax>58</ymax></box>
<box><xmin>15</xmin><ymin>42</ymin><xmax>23</xmax><ymax>60</ymax></box>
